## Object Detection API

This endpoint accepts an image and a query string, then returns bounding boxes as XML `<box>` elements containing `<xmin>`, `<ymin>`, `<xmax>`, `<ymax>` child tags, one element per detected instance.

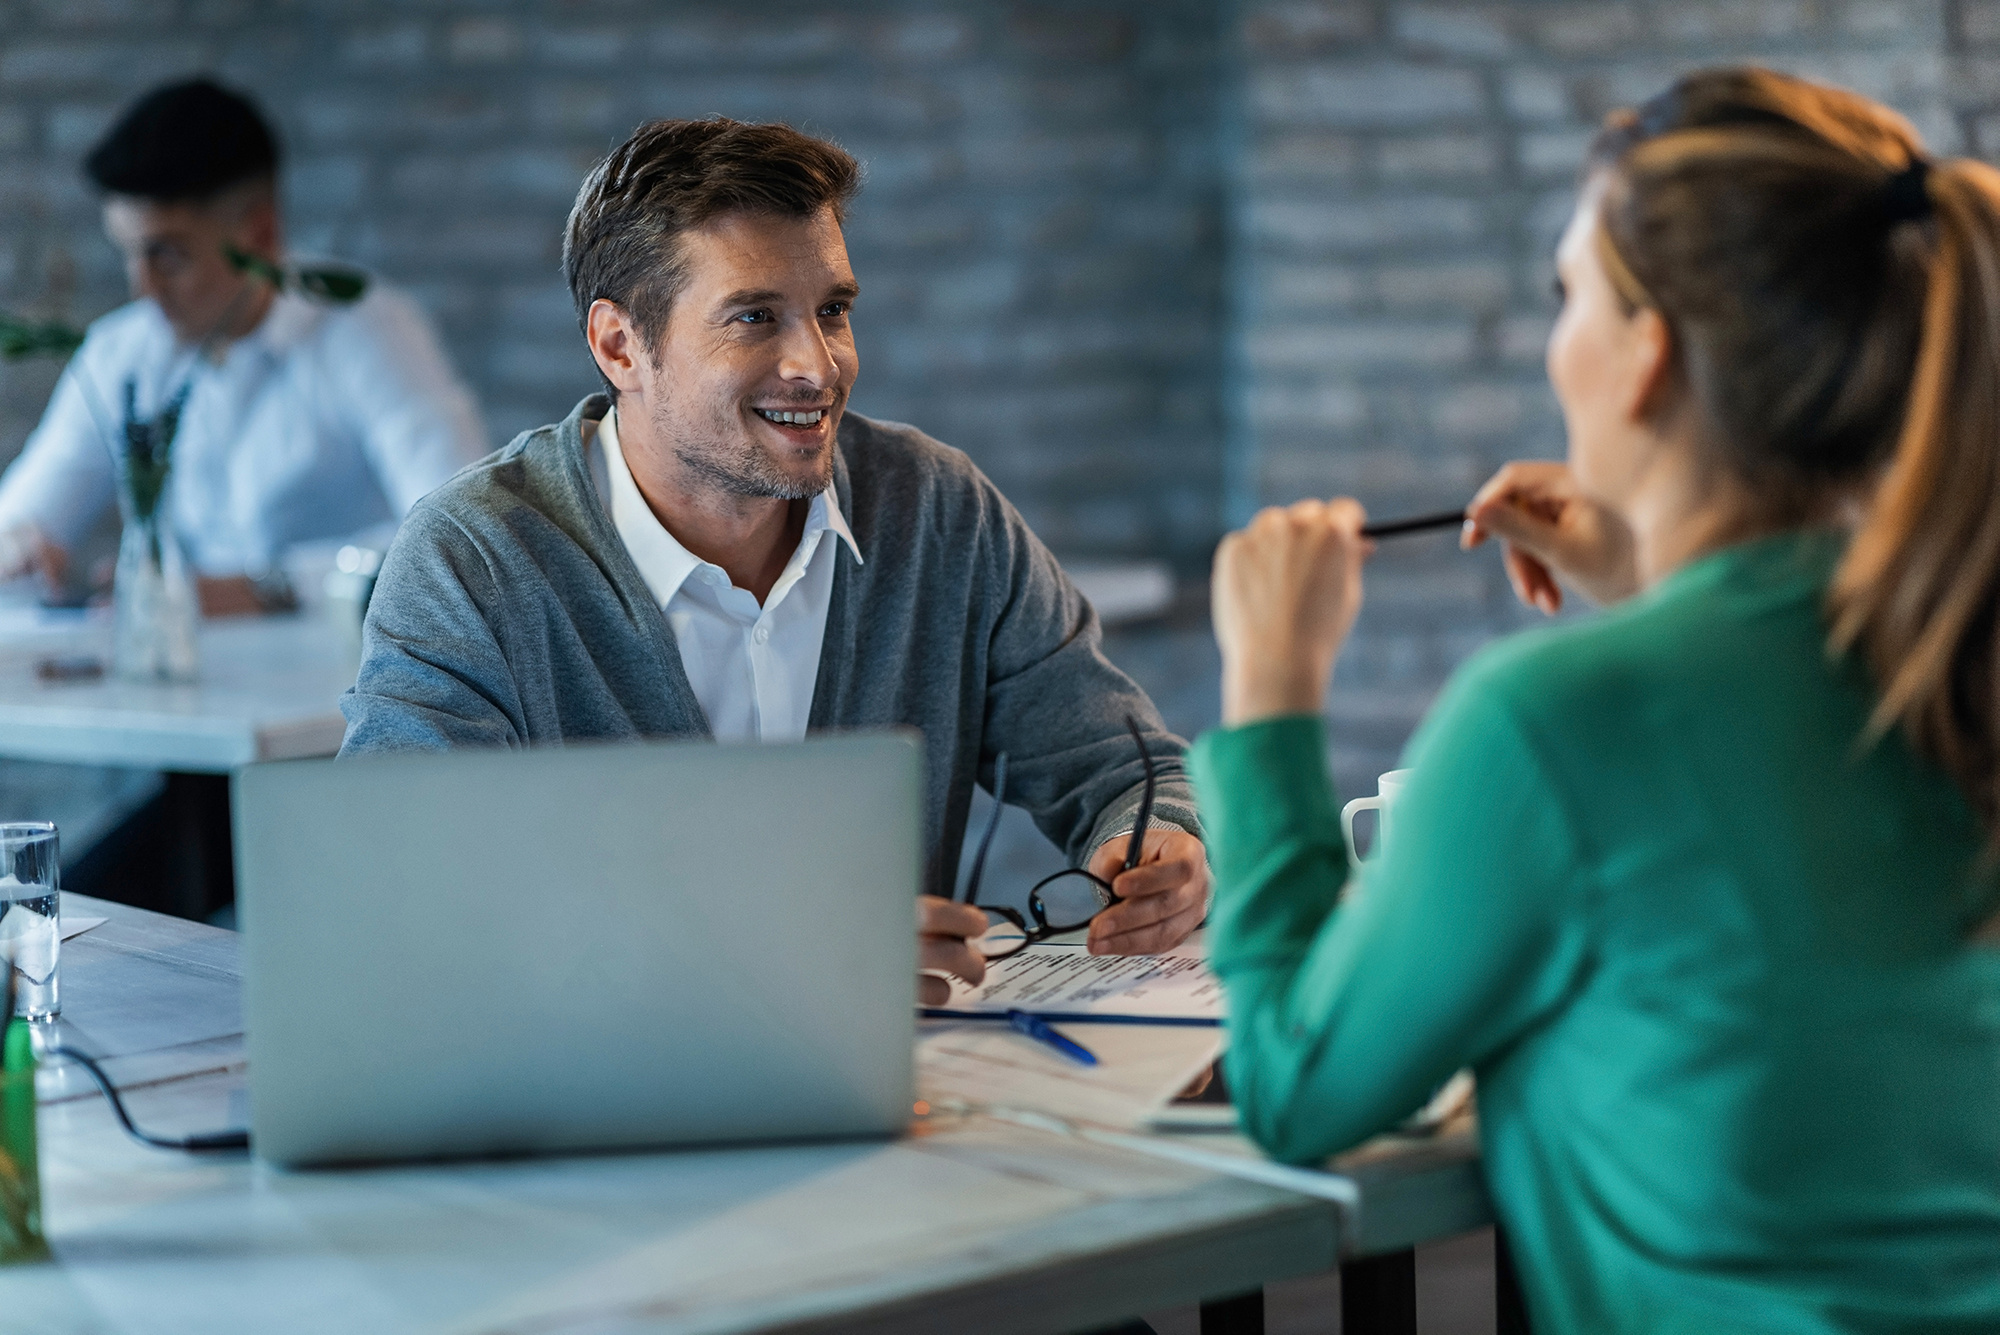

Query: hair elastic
<box><xmin>1881</xmin><ymin>158</ymin><xmax>1933</xmax><ymax>225</ymax></box>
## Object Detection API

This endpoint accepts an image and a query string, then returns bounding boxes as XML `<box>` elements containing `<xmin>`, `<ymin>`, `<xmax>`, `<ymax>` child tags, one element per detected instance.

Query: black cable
<box><xmin>43</xmin><ymin>1044</ymin><xmax>249</xmax><ymax>1152</ymax></box>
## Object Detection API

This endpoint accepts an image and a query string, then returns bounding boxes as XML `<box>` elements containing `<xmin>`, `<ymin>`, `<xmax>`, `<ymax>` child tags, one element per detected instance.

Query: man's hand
<box><xmin>1084</xmin><ymin>828</ymin><xmax>1209</xmax><ymax>956</ymax></box>
<box><xmin>0</xmin><ymin>522</ymin><xmax>70</xmax><ymax>598</ymax></box>
<box><xmin>197</xmin><ymin>575</ymin><xmax>265</xmax><ymax>618</ymax></box>
<box><xmin>917</xmin><ymin>894</ymin><xmax>987</xmax><ymax>1007</ymax></box>
<box><xmin>1462</xmin><ymin>461</ymin><xmax>1638</xmax><ymax>613</ymax></box>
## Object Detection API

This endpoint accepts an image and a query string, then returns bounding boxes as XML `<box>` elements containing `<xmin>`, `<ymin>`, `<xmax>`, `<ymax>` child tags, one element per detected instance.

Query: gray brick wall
<box><xmin>0</xmin><ymin>0</ymin><xmax>1229</xmax><ymax>567</ymax></box>
<box><xmin>1233</xmin><ymin>0</ymin><xmax>1959</xmax><ymax>795</ymax></box>
<box><xmin>0</xmin><ymin>0</ymin><xmax>1988</xmax><ymax>839</ymax></box>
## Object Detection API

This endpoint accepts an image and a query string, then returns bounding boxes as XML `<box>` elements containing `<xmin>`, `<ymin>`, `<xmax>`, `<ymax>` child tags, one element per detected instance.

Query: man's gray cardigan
<box><xmin>340</xmin><ymin>395</ymin><xmax>1198</xmax><ymax>898</ymax></box>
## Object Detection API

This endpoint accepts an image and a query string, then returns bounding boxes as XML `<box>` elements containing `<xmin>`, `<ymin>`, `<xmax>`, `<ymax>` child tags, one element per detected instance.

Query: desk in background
<box><xmin>0</xmin><ymin>611</ymin><xmax>355</xmax><ymax>919</ymax></box>
<box><xmin>15</xmin><ymin>896</ymin><xmax>1501</xmax><ymax>1335</ymax></box>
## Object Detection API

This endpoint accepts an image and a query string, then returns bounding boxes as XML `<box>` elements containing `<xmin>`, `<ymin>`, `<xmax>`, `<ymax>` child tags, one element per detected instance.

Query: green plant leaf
<box><xmin>223</xmin><ymin>244</ymin><xmax>368</xmax><ymax>305</ymax></box>
<box><xmin>222</xmin><ymin>243</ymin><xmax>285</xmax><ymax>288</ymax></box>
<box><xmin>296</xmin><ymin>267</ymin><xmax>368</xmax><ymax>303</ymax></box>
<box><xmin>0</xmin><ymin>312</ymin><xmax>84</xmax><ymax>361</ymax></box>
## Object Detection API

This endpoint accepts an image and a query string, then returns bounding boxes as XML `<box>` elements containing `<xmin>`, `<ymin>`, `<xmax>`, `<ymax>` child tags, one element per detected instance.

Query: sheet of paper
<box><xmin>0</xmin><ymin>601</ymin><xmax>109</xmax><ymax>647</ymax></box>
<box><xmin>917</xmin><ymin>1017</ymin><xmax>1222</xmax><ymax>1131</ymax></box>
<box><xmin>60</xmin><ymin>916</ymin><xmax>106</xmax><ymax>942</ymax></box>
<box><xmin>939</xmin><ymin>942</ymin><xmax>1224</xmax><ymax>1021</ymax></box>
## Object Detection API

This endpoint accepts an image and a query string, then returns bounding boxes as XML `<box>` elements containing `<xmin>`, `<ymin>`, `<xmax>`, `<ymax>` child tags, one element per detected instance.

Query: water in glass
<box><xmin>0</xmin><ymin>825</ymin><xmax>59</xmax><ymax>1020</ymax></box>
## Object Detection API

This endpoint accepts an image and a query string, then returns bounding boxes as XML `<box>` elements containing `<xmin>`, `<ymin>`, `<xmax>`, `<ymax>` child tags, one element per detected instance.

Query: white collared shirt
<box><xmin>587</xmin><ymin>408</ymin><xmax>861</xmax><ymax>743</ymax></box>
<box><xmin>0</xmin><ymin>283</ymin><xmax>487</xmax><ymax>574</ymax></box>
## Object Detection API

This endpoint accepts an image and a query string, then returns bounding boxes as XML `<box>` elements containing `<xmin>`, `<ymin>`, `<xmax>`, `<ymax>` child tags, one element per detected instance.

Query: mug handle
<box><xmin>1341</xmin><ymin>796</ymin><xmax>1384</xmax><ymax>868</ymax></box>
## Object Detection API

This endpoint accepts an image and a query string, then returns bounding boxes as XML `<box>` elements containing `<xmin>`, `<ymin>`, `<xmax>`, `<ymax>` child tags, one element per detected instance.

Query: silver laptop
<box><xmin>234</xmin><ymin>732</ymin><xmax>921</xmax><ymax>1168</ymax></box>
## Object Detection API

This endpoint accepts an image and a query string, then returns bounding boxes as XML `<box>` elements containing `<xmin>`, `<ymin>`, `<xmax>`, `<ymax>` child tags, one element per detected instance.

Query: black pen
<box><xmin>1360</xmin><ymin>509</ymin><xmax>1467</xmax><ymax>540</ymax></box>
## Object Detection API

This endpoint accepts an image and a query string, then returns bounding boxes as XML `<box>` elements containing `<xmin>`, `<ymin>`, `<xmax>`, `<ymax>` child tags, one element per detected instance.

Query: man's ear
<box><xmin>586</xmin><ymin>299</ymin><xmax>648</xmax><ymax>398</ymax></box>
<box><xmin>233</xmin><ymin>190</ymin><xmax>281</xmax><ymax>261</ymax></box>
<box><xmin>1625</xmin><ymin>306</ymin><xmax>1679</xmax><ymax>424</ymax></box>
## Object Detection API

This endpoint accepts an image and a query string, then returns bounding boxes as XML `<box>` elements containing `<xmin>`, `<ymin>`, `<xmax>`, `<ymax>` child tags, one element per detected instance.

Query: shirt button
<box><xmin>753</xmin><ymin>625</ymin><xmax>771</xmax><ymax>644</ymax></box>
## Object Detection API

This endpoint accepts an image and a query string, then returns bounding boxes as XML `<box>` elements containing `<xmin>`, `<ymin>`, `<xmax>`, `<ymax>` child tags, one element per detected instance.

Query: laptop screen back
<box><xmin>236</xmin><ymin>733</ymin><xmax>921</xmax><ymax>1167</ymax></box>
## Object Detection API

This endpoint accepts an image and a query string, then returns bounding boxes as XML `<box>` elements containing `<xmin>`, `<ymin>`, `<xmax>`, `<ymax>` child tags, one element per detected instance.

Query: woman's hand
<box><xmin>1211</xmin><ymin>498</ymin><xmax>1371</xmax><ymax>727</ymax></box>
<box><xmin>1462</xmin><ymin>462</ymin><xmax>1638</xmax><ymax>613</ymax></box>
<box><xmin>916</xmin><ymin>895</ymin><xmax>987</xmax><ymax>1007</ymax></box>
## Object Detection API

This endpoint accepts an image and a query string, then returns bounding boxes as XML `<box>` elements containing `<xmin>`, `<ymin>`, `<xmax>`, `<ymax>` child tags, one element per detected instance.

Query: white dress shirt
<box><xmin>0</xmin><ymin>282</ymin><xmax>488</xmax><ymax>574</ymax></box>
<box><xmin>587</xmin><ymin>408</ymin><xmax>862</xmax><ymax>743</ymax></box>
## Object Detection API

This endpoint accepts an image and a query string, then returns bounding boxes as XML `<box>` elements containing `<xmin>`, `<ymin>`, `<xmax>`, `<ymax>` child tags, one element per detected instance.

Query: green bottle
<box><xmin>0</xmin><ymin>1016</ymin><xmax>47</xmax><ymax>1262</ymax></box>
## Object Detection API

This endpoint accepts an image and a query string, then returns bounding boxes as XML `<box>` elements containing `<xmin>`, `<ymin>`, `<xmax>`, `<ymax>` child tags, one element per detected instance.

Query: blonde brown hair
<box><xmin>1589</xmin><ymin>68</ymin><xmax>2000</xmax><ymax>839</ymax></box>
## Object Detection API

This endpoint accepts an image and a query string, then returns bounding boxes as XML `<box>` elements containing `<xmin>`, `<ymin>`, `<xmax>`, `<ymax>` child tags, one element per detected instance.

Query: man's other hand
<box><xmin>917</xmin><ymin>894</ymin><xmax>987</xmax><ymax>1007</ymax></box>
<box><xmin>0</xmin><ymin>523</ymin><xmax>70</xmax><ymax>597</ymax></box>
<box><xmin>1084</xmin><ymin>828</ymin><xmax>1209</xmax><ymax>956</ymax></box>
<box><xmin>198</xmin><ymin>575</ymin><xmax>266</xmax><ymax>618</ymax></box>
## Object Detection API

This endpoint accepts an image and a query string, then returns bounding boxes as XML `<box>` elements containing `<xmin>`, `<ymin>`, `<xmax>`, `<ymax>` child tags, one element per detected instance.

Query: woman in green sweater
<box><xmin>1190</xmin><ymin>68</ymin><xmax>2000</xmax><ymax>1332</ymax></box>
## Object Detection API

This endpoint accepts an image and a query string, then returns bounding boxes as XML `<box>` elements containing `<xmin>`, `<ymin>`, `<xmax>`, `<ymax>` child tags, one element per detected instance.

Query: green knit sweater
<box><xmin>1191</xmin><ymin>532</ymin><xmax>2000</xmax><ymax>1333</ymax></box>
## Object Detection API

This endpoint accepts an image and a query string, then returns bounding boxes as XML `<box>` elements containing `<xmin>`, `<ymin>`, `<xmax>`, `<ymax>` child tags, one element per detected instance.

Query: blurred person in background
<box><xmin>1194</xmin><ymin>69</ymin><xmax>2000</xmax><ymax>1331</ymax></box>
<box><xmin>0</xmin><ymin>78</ymin><xmax>486</xmax><ymax>615</ymax></box>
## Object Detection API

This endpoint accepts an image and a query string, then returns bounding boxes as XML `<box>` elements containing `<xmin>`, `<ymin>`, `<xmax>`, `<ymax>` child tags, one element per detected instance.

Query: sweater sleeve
<box><xmin>1191</xmin><ymin>675</ymin><xmax>1592</xmax><ymax>1166</ymax></box>
<box><xmin>338</xmin><ymin>508</ymin><xmax>527</xmax><ymax>754</ymax></box>
<box><xmin>976</xmin><ymin>492</ymin><xmax>1198</xmax><ymax>863</ymax></box>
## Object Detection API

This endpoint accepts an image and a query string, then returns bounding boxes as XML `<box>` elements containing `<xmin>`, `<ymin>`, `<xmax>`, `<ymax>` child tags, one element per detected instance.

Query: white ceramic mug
<box><xmin>1341</xmin><ymin>769</ymin><xmax>1410</xmax><ymax>868</ymax></box>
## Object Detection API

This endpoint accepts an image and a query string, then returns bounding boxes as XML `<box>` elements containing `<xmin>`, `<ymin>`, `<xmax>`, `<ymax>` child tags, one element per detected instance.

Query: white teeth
<box><xmin>757</xmin><ymin>409</ymin><xmax>825</xmax><ymax>426</ymax></box>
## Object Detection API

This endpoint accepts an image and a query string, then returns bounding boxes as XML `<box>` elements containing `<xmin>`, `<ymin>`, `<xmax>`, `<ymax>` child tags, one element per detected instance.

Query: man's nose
<box><xmin>776</xmin><ymin>316</ymin><xmax>839</xmax><ymax>387</ymax></box>
<box><xmin>127</xmin><ymin>259</ymin><xmax>161</xmax><ymax>302</ymax></box>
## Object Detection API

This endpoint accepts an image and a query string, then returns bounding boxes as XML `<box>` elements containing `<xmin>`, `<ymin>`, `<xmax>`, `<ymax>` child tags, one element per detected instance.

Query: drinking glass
<box><xmin>0</xmin><ymin>825</ymin><xmax>60</xmax><ymax>1019</ymax></box>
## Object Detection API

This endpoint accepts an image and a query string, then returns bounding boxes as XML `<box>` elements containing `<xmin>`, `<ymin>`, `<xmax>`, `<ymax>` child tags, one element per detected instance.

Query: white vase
<box><xmin>112</xmin><ymin>517</ymin><xmax>198</xmax><ymax>684</ymax></box>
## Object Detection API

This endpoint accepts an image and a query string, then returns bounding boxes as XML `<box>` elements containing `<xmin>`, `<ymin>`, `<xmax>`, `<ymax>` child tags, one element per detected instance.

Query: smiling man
<box><xmin>339</xmin><ymin>119</ymin><xmax>1210</xmax><ymax>998</ymax></box>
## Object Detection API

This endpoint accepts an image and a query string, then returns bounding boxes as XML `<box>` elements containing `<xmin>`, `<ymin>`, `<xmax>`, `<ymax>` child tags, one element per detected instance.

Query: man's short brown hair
<box><xmin>563</xmin><ymin>118</ymin><xmax>861</xmax><ymax>386</ymax></box>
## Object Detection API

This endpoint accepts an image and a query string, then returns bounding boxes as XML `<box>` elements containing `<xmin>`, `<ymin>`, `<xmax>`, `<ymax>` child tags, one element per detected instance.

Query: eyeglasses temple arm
<box><xmin>1122</xmin><ymin>716</ymin><xmax>1155</xmax><ymax>874</ymax></box>
<box><xmin>961</xmin><ymin>752</ymin><xmax>1008</xmax><ymax>903</ymax></box>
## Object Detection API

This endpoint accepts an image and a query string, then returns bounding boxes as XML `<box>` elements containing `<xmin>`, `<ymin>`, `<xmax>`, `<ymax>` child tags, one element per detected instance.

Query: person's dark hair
<box><xmin>1586</xmin><ymin>67</ymin><xmax>2000</xmax><ymax>848</ymax></box>
<box><xmin>562</xmin><ymin>117</ymin><xmax>861</xmax><ymax>396</ymax></box>
<box><xmin>84</xmin><ymin>78</ymin><xmax>279</xmax><ymax>202</ymax></box>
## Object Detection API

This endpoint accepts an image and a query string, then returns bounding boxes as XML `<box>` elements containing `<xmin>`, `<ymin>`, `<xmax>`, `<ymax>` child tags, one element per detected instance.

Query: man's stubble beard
<box><xmin>653</xmin><ymin>392</ymin><xmax>838</xmax><ymax>503</ymax></box>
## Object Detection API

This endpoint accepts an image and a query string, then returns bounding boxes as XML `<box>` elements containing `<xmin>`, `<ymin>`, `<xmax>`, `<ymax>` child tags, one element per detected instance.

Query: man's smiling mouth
<box><xmin>755</xmin><ymin>408</ymin><xmax>826</xmax><ymax>427</ymax></box>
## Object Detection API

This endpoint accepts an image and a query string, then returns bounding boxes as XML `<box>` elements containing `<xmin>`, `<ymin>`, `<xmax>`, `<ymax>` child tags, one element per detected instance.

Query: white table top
<box><xmin>0</xmin><ymin>609</ymin><xmax>354</xmax><ymax>772</ymax></box>
<box><xmin>12</xmin><ymin>897</ymin><xmax>1489</xmax><ymax>1334</ymax></box>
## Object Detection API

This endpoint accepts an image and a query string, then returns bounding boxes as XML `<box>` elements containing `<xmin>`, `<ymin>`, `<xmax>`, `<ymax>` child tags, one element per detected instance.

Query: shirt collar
<box><xmin>817</xmin><ymin>470</ymin><xmax>863</xmax><ymax>566</ymax></box>
<box><xmin>239</xmin><ymin>288</ymin><xmax>321</xmax><ymax>357</ymax></box>
<box><xmin>597</xmin><ymin>408</ymin><xmax>862</xmax><ymax>610</ymax></box>
<box><xmin>599</xmin><ymin>408</ymin><xmax>706</xmax><ymax>608</ymax></box>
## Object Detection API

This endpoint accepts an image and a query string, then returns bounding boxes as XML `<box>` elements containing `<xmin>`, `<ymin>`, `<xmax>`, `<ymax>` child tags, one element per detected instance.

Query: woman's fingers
<box><xmin>1504</xmin><ymin>545</ymin><xmax>1563</xmax><ymax>615</ymax></box>
<box><xmin>1213</xmin><ymin>496</ymin><xmax>1373</xmax><ymax>727</ymax></box>
<box><xmin>1464</xmin><ymin>461</ymin><xmax>1576</xmax><ymax>551</ymax></box>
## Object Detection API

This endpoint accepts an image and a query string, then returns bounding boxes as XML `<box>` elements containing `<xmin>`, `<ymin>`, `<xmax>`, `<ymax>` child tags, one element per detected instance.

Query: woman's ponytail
<box><xmin>1829</xmin><ymin>159</ymin><xmax>2000</xmax><ymax>835</ymax></box>
<box><xmin>1588</xmin><ymin>67</ymin><xmax>2000</xmax><ymax>845</ymax></box>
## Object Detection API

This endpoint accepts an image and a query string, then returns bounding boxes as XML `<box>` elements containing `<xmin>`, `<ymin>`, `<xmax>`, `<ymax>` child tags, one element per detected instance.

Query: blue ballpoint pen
<box><xmin>1007</xmin><ymin>1008</ymin><xmax>1097</xmax><ymax>1066</ymax></box>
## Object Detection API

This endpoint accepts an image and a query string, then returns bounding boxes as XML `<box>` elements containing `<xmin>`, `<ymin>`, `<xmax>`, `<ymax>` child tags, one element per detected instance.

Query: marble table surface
<box><xmin>0</xmin><ymin>610</ymin><xmax>355</xmax><ymax>772</ymax></box>
<box><xmin>9</xmin><ymin>895</ymin><xmax>1488</xmax><ymax>1334</ymax></box>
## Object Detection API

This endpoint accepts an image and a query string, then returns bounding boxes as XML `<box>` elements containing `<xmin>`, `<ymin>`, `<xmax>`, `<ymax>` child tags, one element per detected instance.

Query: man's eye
<box><xmin>819</xmin><ymin>301</ymin><xmax>849</xmax><ymax>318</ymax></box>
<box><xmin>735</xmin><ymin>309</ymin><xmax>773</xmax><ymax>325</ymax></box>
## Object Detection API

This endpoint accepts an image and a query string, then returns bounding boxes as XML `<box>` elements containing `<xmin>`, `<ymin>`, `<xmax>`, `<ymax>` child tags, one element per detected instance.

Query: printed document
<box><xmin>935</xmin><ymin>940</ymin><xmax>1223</xmax><ymax>1021</ymax></box>
<box><xmin>917</xmin><ymin>1017</ymin><xmax>1222</xmax><ymax>1130</ymax></box>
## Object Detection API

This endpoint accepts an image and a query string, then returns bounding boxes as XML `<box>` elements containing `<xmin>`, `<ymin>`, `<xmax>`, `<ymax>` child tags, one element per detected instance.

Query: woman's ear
<box><xmin>1624</xmin><ymin>306</ymin><xmax>1678</xmax><ymax>424</ymax></box>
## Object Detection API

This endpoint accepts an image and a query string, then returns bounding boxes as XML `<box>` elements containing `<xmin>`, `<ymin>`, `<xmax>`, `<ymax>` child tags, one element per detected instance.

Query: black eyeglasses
<box><xmin>957</xmin><ymin>715</ymin><xmax>1156</xmax><ymax>962</ymax></box>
